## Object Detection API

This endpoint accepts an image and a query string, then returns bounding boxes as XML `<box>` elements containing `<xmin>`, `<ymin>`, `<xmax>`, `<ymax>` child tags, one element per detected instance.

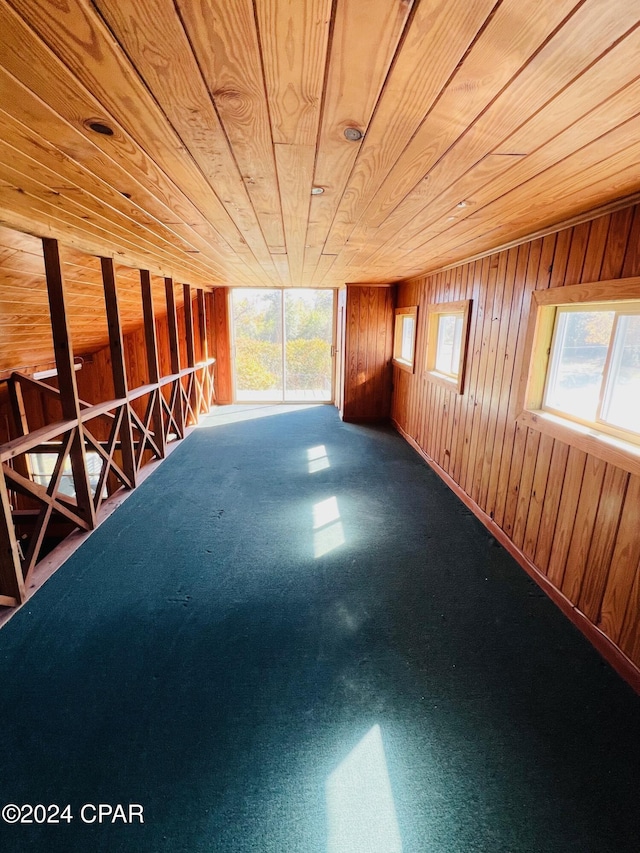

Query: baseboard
<box><xmin>392</xmin><ymin>418</ymin><xmax>640</xmax><ymax>696</ymax></box>
<box><xmin>341</xmin><ymin>414</ymin><xmax>391</xmax><ymax>424</ymax></box>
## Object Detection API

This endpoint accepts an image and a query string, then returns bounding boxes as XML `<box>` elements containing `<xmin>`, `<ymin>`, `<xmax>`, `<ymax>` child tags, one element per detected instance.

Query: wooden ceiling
<box><xmin>1</xmin><ymin>0</ymin><xmax>640</xmax><ymax>294</ymax></box>
<box><xmin>0</xmin><ymin>225</ymin><xmax>183</xmax><ymax>372</ymax></box>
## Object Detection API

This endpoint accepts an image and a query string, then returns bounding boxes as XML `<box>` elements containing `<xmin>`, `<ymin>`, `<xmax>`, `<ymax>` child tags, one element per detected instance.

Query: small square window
<box><xmin>425</xmin><ymin>300</ymin><xmax>472</xmax><ymax>393</ymax></box>
<box><xmin>393</xmin><ymin>307</ymin><xmax>418</xmax><ymax>373</ymax></box>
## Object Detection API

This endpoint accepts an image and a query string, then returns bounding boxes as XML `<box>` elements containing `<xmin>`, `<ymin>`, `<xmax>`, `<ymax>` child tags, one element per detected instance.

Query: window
<box><xmin>393</xmin><ymin>307</ymin><xmax>418</xmax><ymax>372</ymax></box>
<box><xmin>29</xmin><ymin>450</ymin><xmax>106</xmax><ymax>499</ymax></box>
<box><xmin>425</xmin><ymin>300</ymin><xmax>472</xmax><ymax>393</ymax></box>
<box><xmin>518</xmin><ymin>279</ymin><xmax>640</xmax><ymax>476</ymax></box>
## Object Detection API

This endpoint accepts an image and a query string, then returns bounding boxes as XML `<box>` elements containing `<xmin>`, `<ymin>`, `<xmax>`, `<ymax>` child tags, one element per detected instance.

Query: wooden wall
<box><xmin>0</xmin><ymin>287</ymin><xmax>232</xmax><ymax>443</ymax></box>
<box><xmin>209</xmin><ymin>289</ymin><xmax>232</xmax><ymax>404</ymax></box>
<box><xmin>391</xmin><ymin>203</ymin><xmax>640</xmax><ymax>689</ymax></box>
<box><xmin>340</xmin><ymin>284</ymin><xmax>394</xmax><ymax>422</ymax></box>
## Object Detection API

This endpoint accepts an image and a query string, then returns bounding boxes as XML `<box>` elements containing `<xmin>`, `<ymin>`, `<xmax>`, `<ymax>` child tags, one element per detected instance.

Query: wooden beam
<box><xmin>163</xmin><ymin>277</ymin><xmax>185</xmax><ymax>437</ymax></box>
<box><xmin>7</xmin><ymin>375</ymin><xmax>32</xmax><ymax>481</ymax></box>
<box><xmin>183</xmin><ymin>284</ymin><xmax>195</xmax><ymax>368</ymax></box>
<box><xmin>101</xmin><ymin>257</ymin><xmax>137</xmax><ymax>488</ymax></box>
<box><xmin>196</xmin><ymin>288</ymin><xmax>208</xmax><ymax>362</ymax></box>
<box><xmin>196</xmin><ymin>288</ymin><xmax>211</xmax><ymax>410</ymax></box>
<box><xmin>212</xmin><ymin>288</ymin><xmax>232</xmax><ymax>404</ymax></box>
<box><xmin>182</xmin><ymin>283</ymin><xmax>199</xmax><ymax>419</ymax></box>
<box><xmin>164</xmin><ymin>277</ymin><xmax>181</xmax><ymax>375</ymax></box>
<box><xmin>140</xmin><ymin>269</ymin><xmax>166</xmax><ymax>458</ymax></box>
<box><xmin>0</xmin><ymin>418</ymin><xmax>78</xmax><ymax>462</ymax></box>
<box><xmin>42</xmin><ymin>237</ymin><xmax>97</xmax><ymax>529</ymax></box>
<box><xmin>0</xmin><ymin>467</ymin><xmax>25</xmax><ymax>604</ymax></box>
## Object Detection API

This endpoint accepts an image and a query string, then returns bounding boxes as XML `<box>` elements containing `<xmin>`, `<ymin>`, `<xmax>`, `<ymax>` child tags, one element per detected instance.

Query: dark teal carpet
<box><xmin>0</xmin><ymin>405</ymin><xmax>638</xmax><ymax>852</ymax></box>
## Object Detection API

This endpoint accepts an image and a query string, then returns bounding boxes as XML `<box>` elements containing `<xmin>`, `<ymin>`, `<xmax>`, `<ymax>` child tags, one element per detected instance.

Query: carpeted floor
<box><xmin>0</xmin><ymin>404</ymin><xmax>638</xmax><ymax>852</ymax></box>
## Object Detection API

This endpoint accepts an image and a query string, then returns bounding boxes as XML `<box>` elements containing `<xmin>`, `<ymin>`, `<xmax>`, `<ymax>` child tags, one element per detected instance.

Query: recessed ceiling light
<box><xmin>457</xmin><ymin>200</ymin><xmax>470</xmax><ymax>208</ymax></box>
<box><xmin>344</xmin><ymin>127</ymin><xmax>363</xmax><ymax>142</ymax></box>
<box><xmin>85</xmin><ymin>119</ymin><xmax>114</xmax><ymax>136</ymax></box>
<box><xmin>311</xmin><ymin>186</ymin><xmax>324</xmax><ymax>195</ymax></box>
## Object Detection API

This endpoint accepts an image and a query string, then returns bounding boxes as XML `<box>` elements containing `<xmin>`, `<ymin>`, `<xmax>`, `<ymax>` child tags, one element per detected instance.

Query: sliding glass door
<box><xmin>232</xmin><ymin>289</ymin><xmax>334</xmax><ymax>402</ymax></box>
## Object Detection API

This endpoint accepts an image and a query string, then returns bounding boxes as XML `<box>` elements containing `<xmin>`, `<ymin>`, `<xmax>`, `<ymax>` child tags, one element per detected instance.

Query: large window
<box><xmin>544</xmin><ymin>306</ymin><xmax>640</xmax><ymax>434</ymax></box>
<box><xmin>518</xmin><ymin>279</ymin><xmax>640</xmax><ymax>475</ymax></box>
<box><xmin>425</xmin><ymin>300</ymin><xmax>472</xmax><ymax>393</ymax></box>
<box><xmin>231</xmin><ymin>289</ymin><xmax>335</xmax><ymax>402</ymax></box>
<box><xmin>393</xmin><ymin>307</ymin><xmax>418</xmax><ymax>372</ymax></box>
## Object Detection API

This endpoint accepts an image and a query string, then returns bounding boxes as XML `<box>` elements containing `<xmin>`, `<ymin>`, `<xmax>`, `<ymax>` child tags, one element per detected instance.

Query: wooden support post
<box><xmin>212</xmin><ymin>288</ymin><xmax>233</xmax><ymax>403</ymax></box>
<box><xmin>42</xmin><ymin>238</ymin><xmax>97</xmax><ymax>529</ymax></box>
<box><xmin>197</xmin><ymin>288</ymin><xmax>211</xmax><ymax>410</ymax></box>
<box><xmin>165</xmin><ymin>277</ymin><xmax>185</xmax><ymax>437</ymax></box>
<box><xmin>140</xmin><ymin>270</ymin><xmax>166</xmax><ymax>459</ymax></box>
<box><xmin>183</xmin><ymin>284</ymin><xmax>195</xmax><ymax>368</ymax></box>
<box><xmin>7</xmin><ymin>377</ymin><xmax>32</xmax><ymax>481</ymax></box>
<box><xmin>101</xmin><ymin>257</ymin><xmax>137</xmax><ymax>488</ymax></box>
<box><xmin>183</xmin><ymin>284</ymin><xmax>199</xmax><ymax>423</ymax></box>
<box><xmin>0</xmin><ymin>468</ymin><xmax>25</xmax><ymax>604</ymax></box>
<box><xmin>197</xmin><ymin>288</ymin><xmax>208</xmax><ymax>362</ymax></box>
<box><xmin>165</xmin><ymin>278</ymin><xmax>182</xmax><ymax>375</ymax></box>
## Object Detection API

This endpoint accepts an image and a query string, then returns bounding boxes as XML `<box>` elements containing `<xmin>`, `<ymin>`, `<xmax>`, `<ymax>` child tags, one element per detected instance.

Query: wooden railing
<box><xmin>0</xmin><ymin>238</ymin><xmax>218</xmax><ymax>609</ymax></box>
<box><xmin>0</xmin><ymin>361</ymin><xmax>215</xmax><ymax>607</ymax></box>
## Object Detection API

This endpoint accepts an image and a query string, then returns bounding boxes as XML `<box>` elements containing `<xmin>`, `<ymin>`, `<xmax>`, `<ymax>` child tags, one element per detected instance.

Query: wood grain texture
<box><xmin>341</xmin><ymin>285</ymin><xmax>393</xmax><ymax>422</ymax></box>
<box><xmin>391</xmin><ymin>199</ymin><xmax>640</xmax><ymax>679</ymax></box>
<box><xmin>1</xmin><ymin>0</ymin><xmax>640</xmax><ymax>297</ymax></box>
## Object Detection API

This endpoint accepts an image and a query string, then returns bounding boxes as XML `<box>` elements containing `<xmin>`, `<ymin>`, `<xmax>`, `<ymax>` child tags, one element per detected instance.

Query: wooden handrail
<box><xmin>79</xmin><ymin>397</ymin><xmax>127</xmax><ymax>422</ymax></box>
<box><xmin>0</xmin><ymin>418</ymin><xmax>77</xmax><ymax>462</ymax></box>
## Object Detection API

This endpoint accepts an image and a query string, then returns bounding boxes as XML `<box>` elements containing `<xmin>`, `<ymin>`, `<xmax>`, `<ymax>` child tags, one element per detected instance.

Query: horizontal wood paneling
<box><xmin>391</xmin><ymin>200</ymin><xmax>640</xmax><ymax>687</ymax></box>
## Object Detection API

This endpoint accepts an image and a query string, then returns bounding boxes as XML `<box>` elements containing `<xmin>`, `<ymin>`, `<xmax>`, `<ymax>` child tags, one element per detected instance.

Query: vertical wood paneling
<box><xmin>342</xmin><ymin>285</ymin><xmax>393</xmax><ymax>422</ymax></box>
<box><xmin>391</xmin><ymin>199</ymin><xmax>640</xmax><ymax>679</ymax></box>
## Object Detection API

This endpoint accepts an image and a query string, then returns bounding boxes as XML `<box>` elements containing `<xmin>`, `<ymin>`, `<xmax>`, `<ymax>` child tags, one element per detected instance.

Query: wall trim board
<box><xmin>392</xmin><ymin>417</ymin><xmax>640</xmax><ymax>696</ymax></box>
<box><xmin>340</xmin><ymin>414</ymin><xmax>391</xmax><ymax>424</ymax></box>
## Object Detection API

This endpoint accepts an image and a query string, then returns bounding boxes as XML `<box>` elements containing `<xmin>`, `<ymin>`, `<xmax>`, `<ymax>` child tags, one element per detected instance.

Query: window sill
<box><xmin>517</xmin><ymin>409</ymin><xmax>640</xmax><ymax>477</ymax></box>
<box><xmin>424</xmin><ymin>369</ymin><xmax>463</xmax><ymax>394</ymax></box>
<box><xmin>393</xmin><ymin>358</ymin><xmax>415</xmax><ymax>374</ymax></box>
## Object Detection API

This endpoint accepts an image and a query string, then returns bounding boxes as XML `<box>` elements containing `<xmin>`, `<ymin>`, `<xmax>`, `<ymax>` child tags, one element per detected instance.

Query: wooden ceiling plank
<box><xmin>403</xmin><ymin>107</ymin><xmax>640</xmax><ymax>267</ymax></box>
<box><xmin>304</xmin><ymin>0</ymin><xmax>412</xmax><ymax>273</ymax></box>
<box><xmin>363</xmin><ymin>0</ymin><xmax>631</xmax><ymax>232</ymax></box>
<box><xmin>274</xmin><ymin>143</ymin><xmax>316</xmax><ymax>286</ymax></box>
<box><xmin>256</xmin><ymin>0</ymin><xmax>333</xmax><ymax>146</ymax></box>
<box><xmin>497</xmin><ymin>25</ymin><xmax>640</xmax><ymax>157</ymax></box>
<box><xmin>92</xmin><ymin>0</ymin><xmax>281</xmax><ymax>285</ymax></box>
<box><xmin>356</xmin><ymin>9</ymin><xmax>640</xmax><ymax>266</ymax></box>
<box><xmin>0</xmin><ymin>73</ymin><xmax>256</xmax><ymax>287</ymax></box>
<box><xmin>322</xmin><ymin>0</ymin><xmax>498</xmax><ymax>255</ymax></box>
<box><xmin>176</xmin><ymin>0</ymin><xmax>285</xmax><ymax>253</ymax></box>
<box><xmin>0</xmin><ymin>0</ymin><xmax>263</xmax><ymax>284</ymax></box>
<box><xmin>0</xmin><ymin>182</ymin><xmax>218</xmax><ymax>286</ymax></box>
<box><xmin>342</xmin><ymin>21</ymin><xmax>640</xmax><ymax>278</ymax></box>
<box><xmin>0</xmin><ymin>136</ymin><xmax>221</xmax><ymax>280</ymax></box>
<box><xmin>396</xmin><ymin>132</ymin><xmax>640</xmax><ymax>276</ymax></box>
<box><xmin>0</xmin><ymin>102</ymin><xmax>233</xmax><ymax>273</ymax></box>
<box><xmin>5</xmin><ymin>0</ymin><xmax>253</xmax><ymax>253</ymax></box>
<box><xmin>396</xmin><ymin>84</ymin><xmax>640</xmax><ymax>261</ymax></box>
<box><xmin>0</xmin><ymin>159</ymin><xmax>219</xmax><ymax>286</ymax></box>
